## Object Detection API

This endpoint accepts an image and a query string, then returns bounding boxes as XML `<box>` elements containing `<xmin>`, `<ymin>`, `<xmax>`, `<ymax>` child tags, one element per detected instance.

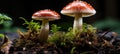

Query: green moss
<box><xmin>50</xmin><ymin>24</ymin><xmax>61</xmax><ymax>33</ymax></box>
<box><xmin>48</xmin><ymin>23</ymin><xmax>96</xmax><ymax>47</ymax></box>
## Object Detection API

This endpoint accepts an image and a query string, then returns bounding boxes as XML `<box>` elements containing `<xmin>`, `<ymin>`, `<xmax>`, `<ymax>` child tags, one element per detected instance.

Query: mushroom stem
<box><xmin>73</xmin><ymin>13</ymin><xmax>82</xmax><ymax>34</ymax></box>
<box><xmin>39</xmin><ymin>19</ymin><xmax>49</xmax><ymax>42</ymax></box>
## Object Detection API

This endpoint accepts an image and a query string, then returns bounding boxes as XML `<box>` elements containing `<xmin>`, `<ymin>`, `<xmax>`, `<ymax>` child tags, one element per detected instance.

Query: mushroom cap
<box><xmin>32</xmin><ymin>9</ymin><xmax>60</xmax><ymax>21</ymax></box>
<box><xmin>61</xmin><ymin>0</ymin><xmax>96</xmax><ymax>17</ymax></box>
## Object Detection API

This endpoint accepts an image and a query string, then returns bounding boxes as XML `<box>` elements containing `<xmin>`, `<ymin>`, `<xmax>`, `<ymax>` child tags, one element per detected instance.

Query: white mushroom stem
<box><xmin>39</xmin><ymin>19</ymin><xmax>49</xmax><ymax>42</ymax></box>
<box><xmin>73</xmin><ymin>13</ymin><xmax>83</xmax><ymax>34</ymax></box>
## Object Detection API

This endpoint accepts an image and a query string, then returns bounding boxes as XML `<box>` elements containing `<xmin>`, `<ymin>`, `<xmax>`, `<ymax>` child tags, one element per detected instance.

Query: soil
<box><xmin>1</xmin><ymin>31</ymin><xmax>120</xmax><ymax>54</ymax></box>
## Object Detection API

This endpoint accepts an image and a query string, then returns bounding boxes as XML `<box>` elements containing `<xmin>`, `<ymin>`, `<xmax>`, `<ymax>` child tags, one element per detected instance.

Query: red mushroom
<box><xmin>61</xmin><ymin>0</ymin><xmax>96</xmax><ymax>34</ymax></box>
<box><xmin>32</xmin><ymin>9</ymin><xmax>60</xmax><ymax>42</ymax></box>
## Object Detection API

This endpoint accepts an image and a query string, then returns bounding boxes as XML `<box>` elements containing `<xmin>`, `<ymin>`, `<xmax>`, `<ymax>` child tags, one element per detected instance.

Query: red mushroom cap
<box><xmin>61</xmin><ymin>1</ymin><xmax>96</xmax><ymax>17</ymax></box>
<box><xmin>32</xmin><ymin>9</ymin><xmax>60</xmax><ymax>21</ymax></box>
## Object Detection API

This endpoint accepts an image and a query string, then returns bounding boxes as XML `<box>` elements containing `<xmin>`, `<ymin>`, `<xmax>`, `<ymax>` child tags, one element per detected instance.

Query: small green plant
<box><xmin>65</xmin><ymin>27</ymin><xmax>75</xmax><ymax>39</ymax></box>
<box><xmin>48</xmin><ymin>26</ymin><xmax>75</xmax><ymax>46</ymax></box>
<box><xmin>50</xmin><ymin>24</ymin><xmax>61</xmax><ymax>33</ymax></box>
<box><xmin>16</xmin><ymin>18</ymin><xmax>41</xmax><ymax>47</ymax></box>
<box><xmin>20</xmin><ymin>17</ymin><xmax>41</xmax><ymax>31</ymax></box>
<box><xmin>0</xmin><ymin>13</ymin><xmax>12</xmax><ymax>24</ymax></box>
<box><xmin>83</xmin><ymin>23</ymin><xmax>96</xmax><ymax>33</ymax></box>
<box><xmin>48</xmin><ymin>24</ymin><xmax>62</xmax><ymax>43</ymax></box>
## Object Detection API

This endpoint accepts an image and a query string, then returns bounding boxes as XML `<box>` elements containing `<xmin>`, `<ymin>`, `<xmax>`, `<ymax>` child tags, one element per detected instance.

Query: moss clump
<box><xmin>47</xmin><ymin>23</ymin><xmax>98</xmax><ymax>54</ymax></box>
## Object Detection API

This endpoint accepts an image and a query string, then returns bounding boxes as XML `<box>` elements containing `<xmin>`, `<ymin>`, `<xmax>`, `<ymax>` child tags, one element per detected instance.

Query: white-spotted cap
<box><xmin>32</xmin><ymin>9</ymin><xmax>60</xmax><ymax>21</ymax></box>
<box><xmin>61</xmin><ymin>0</ymin><xmax>96</xmax><ymax>17</ymax></box>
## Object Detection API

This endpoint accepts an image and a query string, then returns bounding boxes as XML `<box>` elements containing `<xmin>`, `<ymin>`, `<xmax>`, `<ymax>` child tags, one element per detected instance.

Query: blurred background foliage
<box><xmin>93</xmin><ymin>17</ymin><xmax>120</xmax><ymax>34</ymax></box>
<box><xmin>0</xmin><ymin>13</ymin><xmax>12</xmax><ymax>24</ymax></box>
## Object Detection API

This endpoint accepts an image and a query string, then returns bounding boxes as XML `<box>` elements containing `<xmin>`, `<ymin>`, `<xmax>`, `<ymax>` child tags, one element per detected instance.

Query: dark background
<box><xmin>0</xmin><ymin>0</ymin><xmax>119</xmax><ymax>28</ymax></box>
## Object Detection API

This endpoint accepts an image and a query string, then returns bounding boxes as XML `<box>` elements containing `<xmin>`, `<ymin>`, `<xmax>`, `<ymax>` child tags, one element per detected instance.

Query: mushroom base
<box><xmin>39</xmin><ymin>20</ymin><xmax>49</xmax><ymax>42</ymax></box>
